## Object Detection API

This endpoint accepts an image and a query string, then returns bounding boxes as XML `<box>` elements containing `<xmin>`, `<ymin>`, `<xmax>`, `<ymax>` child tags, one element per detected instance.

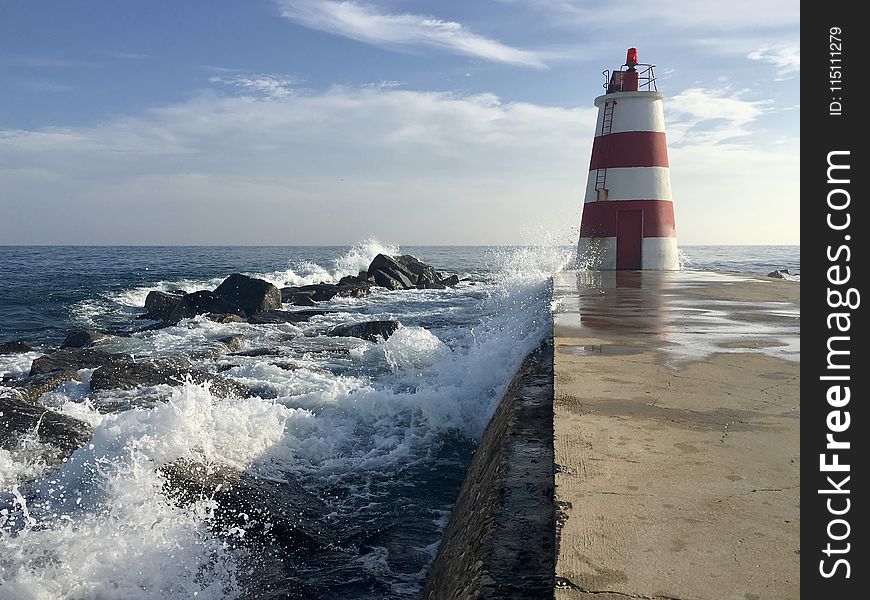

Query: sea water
<box><xmin>0</xmin><ymin>243</ymin><xmax>797</xmax><ymax>599</ymax></box>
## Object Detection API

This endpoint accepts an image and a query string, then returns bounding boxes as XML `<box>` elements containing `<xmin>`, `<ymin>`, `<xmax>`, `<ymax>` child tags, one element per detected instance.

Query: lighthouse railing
<box><xmin>602</xmin><ymin>64</ymin><xmax>657</xmax><ymax>92</ymax></box>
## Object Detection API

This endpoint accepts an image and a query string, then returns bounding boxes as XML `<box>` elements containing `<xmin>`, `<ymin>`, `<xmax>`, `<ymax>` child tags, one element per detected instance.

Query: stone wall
<box><xmin>423</xmin><ymin>338</ymin><xmax>555</xmax><ymax>599</ymax></box>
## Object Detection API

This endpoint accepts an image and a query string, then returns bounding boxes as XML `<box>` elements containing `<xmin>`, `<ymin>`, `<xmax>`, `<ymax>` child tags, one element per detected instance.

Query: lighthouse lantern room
<box><xmin>577</xmin><ymin>48</ymin><xmax>679</xmax><ymax>270</ymax></box>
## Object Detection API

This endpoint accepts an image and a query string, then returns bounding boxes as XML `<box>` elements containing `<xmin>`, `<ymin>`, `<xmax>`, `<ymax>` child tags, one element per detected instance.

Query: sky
<box><xmin>0</xmin><ymin>0</ymin><xmax>799</xmax><ymax>245</ymax></box>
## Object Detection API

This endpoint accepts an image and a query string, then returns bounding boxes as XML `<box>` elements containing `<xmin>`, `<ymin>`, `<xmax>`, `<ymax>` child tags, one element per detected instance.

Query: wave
<box><xmin>1</xmin><ymin>241</ymin><xmax>570</xmax><ymax>599</ymax></box>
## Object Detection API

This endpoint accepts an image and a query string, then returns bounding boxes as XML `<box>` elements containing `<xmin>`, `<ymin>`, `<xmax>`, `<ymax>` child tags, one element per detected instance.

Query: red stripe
<box><xmin>579</xmin><ymin>200</ymin><xmax>676</xmax><ymax>238</ymax></box>
<box><xmin>589</xmin><ymin>131</ymin><xmax>669</xmax><ymax>170</ymax></box>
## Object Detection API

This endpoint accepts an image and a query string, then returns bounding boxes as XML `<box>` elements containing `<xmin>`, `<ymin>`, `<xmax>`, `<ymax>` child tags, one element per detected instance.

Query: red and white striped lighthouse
<box><xmin>578</xmin><ymin>48</ymin><xmax>678</xmax><ymax>270</ymax></box>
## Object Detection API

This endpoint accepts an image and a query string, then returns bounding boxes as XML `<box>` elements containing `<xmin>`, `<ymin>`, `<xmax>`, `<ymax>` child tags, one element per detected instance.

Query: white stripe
<box><xmin>576</xmin><ymin>236</ymin><xmax>678</xmax><ymax>270</ymax></box>
<box><xmin>642</xmin><ymin>237</ymin><xmax>679</xmax><ymax>270</ymax></box>
<box><xmin>584</xmin><ymin>166</ymin><xmax>672</xmax><ymax>202</ymax></box>
<box><xmin>594</xmin><ymin>92</ymin><xmax>666</xmax><ymax>135</ymax></box>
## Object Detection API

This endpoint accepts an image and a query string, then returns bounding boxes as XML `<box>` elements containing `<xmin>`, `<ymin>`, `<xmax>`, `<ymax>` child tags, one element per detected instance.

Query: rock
<box><xmin>272</xmin><ymin>362</ymin><xmax>299</xmax><ymax>371</ymax></box>
<box><xmin>0</xmin><ymin>397</ymin><xmax>93</xmax><ymax>473</ymax></box>
<box><xmin>160</xmin><ymin>458</ymin><xmax>327</xmax><ymax>551</ymax></box>
<box><xmin>29</xmin><ymin>348</ymin><xmax>131</xmax><ymax>377</ymax></box>
<box><xmin>767</xmin><ymin>269</ymin><xmax>791</xmax><ymax>279</ymax></box>
<box><xmin>328</xmin><ymin>320</ymin><xmax>401</xmax><ymax>342</ymax></box>
<box><xmin>1</xmin><ymin>370</ymin><xmax>83</xmax><ymax>404</ymax></box>
<box><xmin>217</xmin><ymin>335</ymin><xmax>245</xmax><ymax>353</ymax></box>
<box><xmin>366</xmin><ymin>254</ymin><xmax>456</xmax><ymax>290</ymax></box>
<box><xmin>231</xmin><ymin>348</ymin><xmax>280</xmax><ymax>357</ymax></box>
<box><xmin>61</xmin><ymin>330</ymin><xmax>106</xmax><ymax>349</ymax></box>
<box><xmin>282</xmin><ymin>280</ymin><xmax>371</xmax><ymax>303</ymax></box>
<box><xmin>439</xmin><ymin>275</ymin><xmax>460</xmax><ymax>287</ymax></box>
<box><xmin>368</xmin><ymin>254</ymin><xmax>415</xmax><ymax>289</ymax></box>
<box><xmin>190</xmin><ymin>335</ymin><xmax>246</xmax><ymax>360</ymax></box>
<box><xmin>167</xmin><ymin>291</ymin><xmax>246</xmax><ymax>323</ymax></box>
<box><xmin>370</xmin><ymin>269</ymin><xmax>408</xmax><ymax>291</ymax></box>
<box><xmin>213</xmin><ymin>274</ymin><xmax>282</xmax><ymax>317</ymax></box>
<box><xmin>283</xmin><ymin>292</ymin><xmax>318</xmax><ymax>307</ymax></box>
<box><xmin>395</xmin><ymin>255</ymin><xmax>440</xmax><ymax>285</ymax></box>
<box><xmin>90</xmin><ymin>358</ymin><xmax>249</xmax><ymax>399</ymax></box>
<box><xmin>0</xmin><ymin>340</ymin><xmax>32</xmax><ymax>355</ymax></box>
<box><xmin>143</xmin><ymin>291</ymin><xmax>184</xmax><ymax>320</ymax></box>
<box><xmin>248</xmin><ymin>310</ymin><xmax>328</xmax><ymax>325</ymax></box>
<box><xmin>206</xmin><ymin>313</ymin><xmax>245</xmax><ymax>324</ymax></box>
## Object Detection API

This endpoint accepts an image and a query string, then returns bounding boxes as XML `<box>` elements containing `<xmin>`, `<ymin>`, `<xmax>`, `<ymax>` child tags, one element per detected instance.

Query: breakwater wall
<box><xmin>423</xmin><ymin>338</ymin><xmax>555</xmax><ymax>600</ymax></box>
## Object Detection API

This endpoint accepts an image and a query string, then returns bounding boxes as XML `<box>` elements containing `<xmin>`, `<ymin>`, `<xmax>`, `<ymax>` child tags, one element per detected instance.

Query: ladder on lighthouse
<box><xmin>594</xmin><ymin>100</ymin><xmax>616</xmax><ymax>198</ymax></box>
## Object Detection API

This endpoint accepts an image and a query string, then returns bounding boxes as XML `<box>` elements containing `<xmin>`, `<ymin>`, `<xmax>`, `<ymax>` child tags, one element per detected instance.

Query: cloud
<box><xmin>497</xmin><ymin>0</ymin><xmax>798</xmax><ymax>30</ymax></box>
<box><xmin>747</xmin><ymin>45</ymin><xmax>800</xmax><ymax>77</ymax></box>
<box><xmin>275</xmin><ymin>0</ymin><xmax>548</xmax><ymax>68</ymax></box>
<box><xmin>209</xmin><ymin>74</ymin><xmax>302</xmax><ymax>98</ymax></box>
<box><xmin>666</xmin><ymin>88</ymin><xmax>770</xmax><ymax>145</ymax></box>
<box><xmin>0</xmin><ymin>81</ymin><xmax>797</xmax><ymax>245</ymax></box>
<box><xmin>0</xmin><ymin>85</ymin><xmax>592</xmax><ymax>244</ymax></box>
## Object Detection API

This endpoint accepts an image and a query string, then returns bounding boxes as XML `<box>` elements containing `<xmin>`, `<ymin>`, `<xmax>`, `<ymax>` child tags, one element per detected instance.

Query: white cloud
<box><xmin>276</xmin><ymin>0</ymin><xmax>548</xmax><ymax>68</ymax></box>
<box><xmin>0</xmin><ymin>81</ymin><xmax>797</xmax><ymax>245</ymax></box>
<box><xmin>209</xmin><ymin>74</ymin><xmax>302</xmax><ymax>98</ymax></box>
<box><xmin>0</xmin><ymin>85</ymin><xmax>592</xmax><ymax>244</ymax></box>
<box><xmin>498</xmin><ymin>0</ymin><xmax>798</xmax><ymax>30</ymax></box>
<box><xmin>666</xmin><ymin>88</ymin><xmax>770</xmax><ymax>145</ymax></box>
<box><xmin>747</xmin><ymin>45</ymin><xmax>800</xmax><ymax>77</ymax></box>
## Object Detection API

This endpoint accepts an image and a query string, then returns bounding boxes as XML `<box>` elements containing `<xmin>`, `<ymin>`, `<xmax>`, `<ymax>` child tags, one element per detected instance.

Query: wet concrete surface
<box><xmin>552</xmin><ymin>270</ymin><xmax>800</xmax><ymax>600</ymax></box>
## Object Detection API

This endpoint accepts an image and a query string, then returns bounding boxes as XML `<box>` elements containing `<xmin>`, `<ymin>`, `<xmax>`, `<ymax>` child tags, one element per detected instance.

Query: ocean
<box><xmin>0</xmin><ymin>243</ymin><xmax>798</xmax><ymax>599</ymax></box>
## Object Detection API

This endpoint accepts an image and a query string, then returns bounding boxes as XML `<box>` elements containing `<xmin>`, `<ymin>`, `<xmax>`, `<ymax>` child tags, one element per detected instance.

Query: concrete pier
<box><xmin>552</xmin><ymin>270</ymin><xmax>800</xmax><ymax>600</ymax></box>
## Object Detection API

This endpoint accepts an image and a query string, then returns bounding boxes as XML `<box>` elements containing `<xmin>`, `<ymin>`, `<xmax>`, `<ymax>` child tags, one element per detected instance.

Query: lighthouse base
<box><xmin>578</xmin><ymin>236</ymin><xmax>679</xmax><ymax>270</ymax></box>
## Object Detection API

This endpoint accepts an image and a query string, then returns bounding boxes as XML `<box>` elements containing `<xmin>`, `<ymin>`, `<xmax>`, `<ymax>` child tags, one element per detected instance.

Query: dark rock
<box><xmin>207</xmin><ymin>313</ymin><xmax>245</xmax><ymax>324</ymax></box>
<box><xmin>767</xmin><ymin>269</ymin><xmax>791</xmax><ymax>279</ymax></box>
<box><xmin>283</xmin><ymin>292</ymin><xmax>318</xmax><ymax>307</ymax></box>
<box><xmin>366</xmin><ymin>254</ymin><xmax>459</xmax><ymax>290</ymax></box>
<box><xmin>439</xmin><ymin>274</ymin><xmax>460</xmax><ymax>287</ymax></box>
<box><xmin>248</xmin><ymin>310</ymin><xmax>328</xmax><ymax>325</ymax></box>
<box><xmin>282</xmin><ymin>280</ymin><xmax>371</xmax><ymax>303</ymax></box>
<box><xmin>0</xmin><ymin>340</ymin><xmax>32</xmax><ymax>355</ymax></box>
<box><xmin>213</xmin><ymin>274</ymin><xmax>282</xmax><ymax>317</ymax></box>
<box><xmin>272</xmin><ymin>362</ymin><xmax>299</xmax><ymax>371</ymax></box>
<box><xmin>29</xmin><ymin>348</ymin><xmax>131</xmax><ymax>377</ymax></box>
<box><xmin>143</xmin><ymin>291</ymin><xmax>184</xmax><ymax>320</ymax></box>
<box><xmin>167</xmin><ymin>291</ymin><xmax>246</xmax><ymax>323</ymax></box>
<box><xmin>160</xmin><ymin>459</ymin><xmax>327</xmax><ymax>551</ymax></box>
<box><xmin>0</xmin><ymin>397</ymin><xmax>93</xmax><ymax>475</ymax></box>
<box><xmin>90</xmin><ymin>357</ymin><xmax>249</xmax><ymax>399</ymax></box>
<box><xmin>61</xmin><ymin>330</ymin><xmax>106</xmax><ymax>349</ymax></box>
<box><xmin>231</xmin><ymin>348</ymin><xmax>280</xmax><ymax>357</ymax></box>
<box><xmin>368</xmin><ymin>254</ymin><xmax>415</xmax><ymax>289</ymax></box>
<box><xmin>328</xmin><ymin>320</ymin><xmax>401</xmax><ymax>342</ymax></box>
<box><xmin>395</xmin><ymin>255</ymin><xmax>440</xmax><ymax>285</ymax></box>
<box><xmin>1</xmin><ymin>370</ymin><xmax>83</xmax><ymax>404</ymax></box>
<box><xmin>217</xmin><ymin>335</ymin><xmax>245</xmax><ymax>353</ymax></box>
<box><xmin>370</xmin><ymin>269</ymin><xmax>408</xmax><ymax>290</ymax></box>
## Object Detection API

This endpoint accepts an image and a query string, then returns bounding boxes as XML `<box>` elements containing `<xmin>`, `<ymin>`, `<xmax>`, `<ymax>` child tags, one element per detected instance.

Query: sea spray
<box><xmin>1</xmin><ymin>242</ymin><xmax>573</xmax><ymax>599</ymax></box>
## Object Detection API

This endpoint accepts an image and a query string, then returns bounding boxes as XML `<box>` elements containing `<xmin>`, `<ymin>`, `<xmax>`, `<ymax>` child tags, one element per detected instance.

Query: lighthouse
<box><xmin>577</xmin><ymin>48</ymin><xmax>678</xmax><ymax>270</ymax></box>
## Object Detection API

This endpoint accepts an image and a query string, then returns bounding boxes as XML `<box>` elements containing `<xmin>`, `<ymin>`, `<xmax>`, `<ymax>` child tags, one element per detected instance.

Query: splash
<box><xmin>1</xmin><ymin>242</ymin><xmax>571</xmax><ymax>599</ymax></box>
<box><xmin>0</xmin><ymin>383</ymin><xmax>303</xmax><ymax>598</ymax></box>
<box><xmin>258</xmin><ymin>239</ymin><xmax>400</xmax><ymax>288</ymax></box>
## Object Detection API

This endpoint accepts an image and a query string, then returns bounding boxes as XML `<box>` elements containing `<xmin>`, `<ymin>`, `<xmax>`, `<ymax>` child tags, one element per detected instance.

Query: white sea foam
<box><xmin>256</xmin><ymin>239</ymin><xmax>400</xmax><ymax>288</ymax></box>
<box><xmin>370</xmin><ymin>327</ymin><xmax>450</xmax><ymax>371</ymax></box>
<box><xmin>0</xmin><ymin>383</ymin><xmax>305</xmax><ymax>598</ymax></box>
<box><xmin>0</xmin><ymin>449</ymin><xmax>50</xmax><ymax>491</ymax></box>
<box><xmin>0</xmin><ymin>351</ymin><xmax>41</xmax><ymax>379</ymax></box>
<box><xmin>1</xmin><ymin>241</ymin><xmax>570</xmax><ymax>598</ymax></box>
